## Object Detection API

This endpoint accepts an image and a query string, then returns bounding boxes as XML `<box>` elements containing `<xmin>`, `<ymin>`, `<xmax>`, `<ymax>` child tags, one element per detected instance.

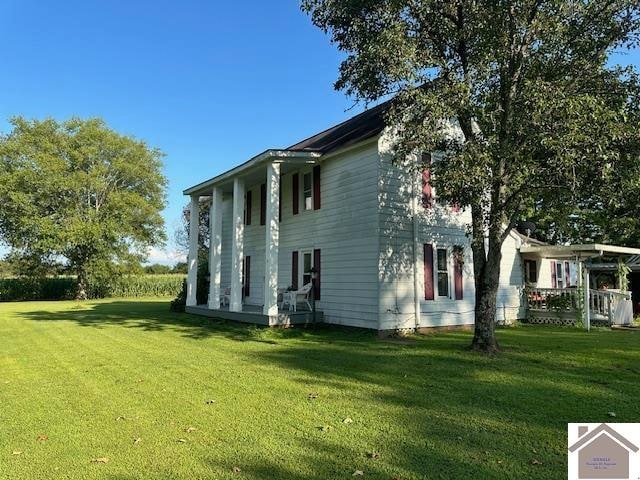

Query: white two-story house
<box><xmin>183</xmin><ymin>102</ymin><xmax>526</xmax><ymax>332</ymax></box>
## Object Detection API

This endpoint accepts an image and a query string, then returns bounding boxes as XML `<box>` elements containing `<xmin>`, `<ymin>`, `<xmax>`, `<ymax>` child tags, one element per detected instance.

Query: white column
<box><xmin>583</xmin><ymin>264</ymin><xmax>590</xmax><ymax>332</ymax></box>
<box><xmin>208</xmin><ymin>186</ymin><xmax>223</xmax><ymax>309</ymax></box>
<box><xmin>263</xmin><ymin>162</ymin><xmax>281</xmax><ymax>315</ymax></box>
<box><xmin>186</xmin><ymin>195</ymin><xmax>200</xmax><ymax>307</ymax></box>
<box><xmin>230</xmin><ymin>178</ymin><xmax>245</xmax><ymax>312</ymax></box>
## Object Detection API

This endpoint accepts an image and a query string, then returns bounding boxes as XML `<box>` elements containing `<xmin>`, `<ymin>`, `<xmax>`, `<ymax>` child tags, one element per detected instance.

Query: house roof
<box><xmin>519</xmin><ymin>243</ymin><xmax>640</xmax><ymax>259</ymax></box>
<box><xmin>183</xmin><ymin>101</ymin><xmax>390</xmax><ymax>195</ymax></box>
<box><xmin>569</xmin><ymin>424</ymin><xmax>639</xmax><ymax>453</ymax></box>
<box><xmin>287</xmin><ymin>101</ymin><xmax>389</xmax><ymax>154</ymax></box>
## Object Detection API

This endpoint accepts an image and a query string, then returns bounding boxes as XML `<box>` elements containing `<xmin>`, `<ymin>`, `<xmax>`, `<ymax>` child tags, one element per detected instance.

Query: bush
<box><xmin>0</xmin><ymin>274</ymin><xmax>185</xmax><ymax>302</ymax></box>
<box><xmin>170</xmin><ymin>280</ymin><xmax>187</xmax><ymax>312</ymax></box>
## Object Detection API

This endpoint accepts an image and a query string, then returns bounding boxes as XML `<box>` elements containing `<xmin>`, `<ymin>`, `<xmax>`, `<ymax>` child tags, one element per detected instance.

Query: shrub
<box><xmin>0</xmin><ymin>274</ymin><xmax>185</xmax><ymax>302</ymax></box>
<box><xmin>170</xmin><ymin>280</ymin><xmax>187</xmax><ymax>312</ymax></box>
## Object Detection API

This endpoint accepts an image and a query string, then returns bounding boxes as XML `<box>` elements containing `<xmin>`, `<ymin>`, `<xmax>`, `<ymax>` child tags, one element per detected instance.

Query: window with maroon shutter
<box><xmin>313</xmin><ymin>165</ymin><xmax>321</xmax><ymax>210</ymax></box>
<box><xmin>313</xmin><ymin>249</ymin><xmax>321</xmax><ymax>299</ymax></box>
<box><xmin>245</xmin><ymin>190</ymin><xmax>252</xmax><ymax>225</ymax></box>
<box><xmin>291</xmin><ymin>251</ymin><xmax>298</xmax><ymax>290</ymax></box>
<box><xmin>260</xmin><ymin>183</ymin><xmax>266</xmax><ymax>225</ymax></box>
<box><xmin>292</xmin><ymin>173</ymin><xmax>299</xmax><ymax>215</ymax></box>
<box><xmin>421</xmin><ymin>153</ymin><xmax>433</xmax><ymax>209</ymax></box>
<box><xmin>424</xmin><ymin>244</ymin><xmax>434</xmax><ymax>300</ymax></box>
<box><xmin>454</xmin><ymin>251</ymin><xmax>463</xmax><ymax>300</ymax></box>
<box><xmin>564</xmin><ymin>261</ymin><xmax>570</xmax><ymax>287</ymax></box>
<box><xmin>551</xmin><ymin>260</ymin><xmax>557</xmax><ymax>288</ymax></box>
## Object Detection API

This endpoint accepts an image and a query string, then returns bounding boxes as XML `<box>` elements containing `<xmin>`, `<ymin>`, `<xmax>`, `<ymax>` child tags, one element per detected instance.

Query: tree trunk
<box><xmin>472</xmin><ymin>267</ymin><xmax>500</xmax><ymax>353</ymax></box>
<box><xmin>76</xmin><ymin>268</ymin><xmax>88</xmax><ymax>300</ymax></box>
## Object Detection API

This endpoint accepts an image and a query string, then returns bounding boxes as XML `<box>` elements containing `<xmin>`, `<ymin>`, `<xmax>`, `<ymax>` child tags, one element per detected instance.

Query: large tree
<box><xmin>0</xmin><ymin>117</ymin><xmax>167</xmax><ymax>298</ymax></box>
<box><xmin>302</xmin><ymin>0</ymin><xmax>640</xmax><ymax>351</ymax></box>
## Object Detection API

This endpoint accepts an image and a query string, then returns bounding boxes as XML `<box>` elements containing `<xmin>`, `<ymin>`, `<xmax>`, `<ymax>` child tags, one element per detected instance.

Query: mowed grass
<box><xmin>1</xmin><ymin>299</ymin><xmax>639</xmax><ymax>479</ymax></box>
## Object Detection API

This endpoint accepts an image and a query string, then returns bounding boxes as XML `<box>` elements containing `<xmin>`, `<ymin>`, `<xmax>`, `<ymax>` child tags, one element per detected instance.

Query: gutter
<box><xmin>412</xmin><ymin>168</ymin><xmax>422</xmax><ymax>331</ymax></box>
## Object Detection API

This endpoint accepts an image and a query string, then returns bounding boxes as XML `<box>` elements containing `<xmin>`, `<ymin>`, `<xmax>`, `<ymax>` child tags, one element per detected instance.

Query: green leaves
<box><xmin>0</xmin><ymin>117</ymin><xmax>167</xmax><ymax>296</ymax></box>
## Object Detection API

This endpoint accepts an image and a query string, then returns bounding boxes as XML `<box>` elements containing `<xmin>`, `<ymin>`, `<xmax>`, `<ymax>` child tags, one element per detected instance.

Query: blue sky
<box><xmin>1</xmin><ymin>1</ymin><xmax>639</xmax><ymax>264</ymax></box>
<box><xmin>0</xmin><ymin>0</ymin><xmax>361</xmax><ymax>264</ymax></box>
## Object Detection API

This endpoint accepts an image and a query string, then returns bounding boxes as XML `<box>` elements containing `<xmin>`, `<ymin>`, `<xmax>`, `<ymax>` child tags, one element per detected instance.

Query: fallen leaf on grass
<box><xmin>91</xmin><ymin>457</ymin><xmax>109</xmax><ymax>464</ymax></box>
<box><xmin>12</xmin><ymin>451</ymin><xmax>22</xmax><ymax>455</ymax></box>
<box><xmin>352</xmin><ymin>470</ymin><xmax>364</xmax><ymax>476</ymax></box>
<box><xmin>319</xmin><ymin>425</ymin><xmax>331</xmax><ymax>432</ymax></box>
<box><xmin>342</xmin><ymin>417</ymin><xmax>353</xmax><ymax>424</ymax></box>
<box><xmin>232</xmin><ymin>466</ymin><xmax>242</xmax><ymax>473</ymax></box>
<box><xmin>205</xmin><ymin>399</ymin><xmax>216</xmax><ymax>405</ymax></box>
<box><xmin>133</xmin><ymin>437</ymin><xmax>142</xmax><ymax>445</ymax></box>
<box><xmin>608</xmin><ymin>411</ymin><xmax>617</xmax><ymax>417</ymax></box>
<box><xmin>369</xmin><ymin>452</ymin><xmax>380</xmax><ymax>459</ymax></box>
<box><xmin>177</xmin><ymin>439</ymin><xmax>188</xmax><ymax>443</ymax></box>
<box><xmin>116</xmin><ymin>416</ymin><xmax>127</xmax><ymax>421</ymax></box>
<box><xmin>36</xmin><ymin>435</ymin><xmax>48</xmax><ymax>442</ymax></box>
<box><xmin>307</xmin><ymin>393</ymin><xmax>319</xmax><ymax>400</ymax></box>
<box><xmin>184</xmin><ymin>427</ymin><xmax>196</xmax><ymax>433</ymax></box>
<box><xmin>531</xmin><ymin>459</ymin><xmax>543</xmax><ymax>465</ymax></box>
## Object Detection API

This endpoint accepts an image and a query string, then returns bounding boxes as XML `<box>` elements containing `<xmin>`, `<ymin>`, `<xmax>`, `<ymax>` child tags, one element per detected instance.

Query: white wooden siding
<box><xmin>218</xmin><ymin>142</ymin><xmax>381</xmax><ymax>328</ymax></box>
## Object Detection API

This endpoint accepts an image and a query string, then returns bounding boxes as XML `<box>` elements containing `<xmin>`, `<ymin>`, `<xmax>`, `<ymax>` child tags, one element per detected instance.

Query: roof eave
<box><xmin>183</xmin><ymin>149</ymin><xmax>322</xmax><ymax>196</ymax></box>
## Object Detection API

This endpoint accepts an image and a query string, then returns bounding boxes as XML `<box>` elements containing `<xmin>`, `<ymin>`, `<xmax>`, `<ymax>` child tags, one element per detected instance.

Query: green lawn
<box><xmin>1</xmin><ymin>299</ymin><xmax>638</xmax><ymax>479</ymax></box>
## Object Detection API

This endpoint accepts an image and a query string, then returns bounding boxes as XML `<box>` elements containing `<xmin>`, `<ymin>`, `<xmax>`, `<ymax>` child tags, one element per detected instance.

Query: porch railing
<box><xmin>525</xmin><ymin>287</ymin><xmax>633</xmax><ymax>326</ymax></box>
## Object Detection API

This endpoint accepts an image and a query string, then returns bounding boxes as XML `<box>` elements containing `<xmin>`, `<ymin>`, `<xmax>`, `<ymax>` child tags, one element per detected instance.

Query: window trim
<box><xmin>298</xmin><ymin>248</ymin><xmax>314</xmax><ymax>288</ymax></box>
<box><xmin>436</xmin><ymin>247</ymin><xmax>450</xmax><ymax>298</ymax></box>
<box><xmin>302</xmin><ymin>170</ymin><xmax>313</xmax><ymax>212</ymax></box>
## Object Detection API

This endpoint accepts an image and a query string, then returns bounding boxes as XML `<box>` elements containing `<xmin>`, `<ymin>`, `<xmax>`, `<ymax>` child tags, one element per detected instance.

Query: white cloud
<box><xmin>145</xmin><ymin>246</ymin><xmax>186</xmax><ymax>266</ymax></box>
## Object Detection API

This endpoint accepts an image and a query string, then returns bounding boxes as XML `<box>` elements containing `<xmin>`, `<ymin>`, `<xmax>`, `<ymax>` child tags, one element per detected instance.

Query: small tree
<box><xmin>0</xmin><ymin>117</ymin><xmax>167</xmax><ymax>298</ymax></box>
<box><xmin>302</xmin><ymin>0</ymin><xmax>640</xmax><ymax>351</ymax></box>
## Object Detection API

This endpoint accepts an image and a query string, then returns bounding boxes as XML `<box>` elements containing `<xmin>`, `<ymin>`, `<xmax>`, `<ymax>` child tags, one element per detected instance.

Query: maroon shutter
<box><xmin>564</xmin><ymin>261</ymin><xmax>570</xmax><ymax>287</ymax></box>
<box><xmin>424</xmin><ymin>244</ymin><xmax>434</xmax><ymax>300</ymax></box>
<box><xmin>551</xmin><ymin>260</ymin><xmax>557</xmax><ymax>288</ymax></box>
<box><xmin>421</xmin><ymin>153</ymin><xmax>433</xmax><ymax>209</ymax></box>
<box><xmin>245</xmin><ymin>190</ymin><xmax>252</xmax><ymax>225</ymax></box>
<box><xmin>244</xmin><ymin>256</ymin><xmax>251</xmax><ymax>297</ymax></box>
<box><xmin>291</xmin><ymin>251</ymin><xmax>298</xmax><ymax>290</ymax></box>
<box><xmin>454</xmin><ymin>256</ymin><xmax>463</xmax><ymax>300</ymax></box>
<box><xmin>260</xmin><ymin>183</ymin><xmax>266</xmax><ymax>225</ymax></box>
<box><xmin>313</xmin><ymin>165</ymin><xmax>321</xmax><ymax>210</ymax></box>
<box><xmin>313</xmin><ymin>249</ymin><xmax>321</xmax><ymax>300</ymax></box>
<box><xmin>292</xmin><ymin>173</ymin><xmax>299</xmax><ymax>215</ymax></box>
<box><xmin>422</xmin><ymin>169</ymin><xmax>433</xmax><ymax>209</ymax></box>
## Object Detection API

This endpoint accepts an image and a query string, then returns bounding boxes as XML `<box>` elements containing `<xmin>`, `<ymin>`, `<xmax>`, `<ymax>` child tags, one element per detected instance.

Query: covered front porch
<box><xmin>521</xmin><ymin>244</ymin><xmax>640</xmax><ymax>329</ymax></box>
<box><xmin>183</xmin><ymin>149</ymin><xmax>322</xmax><ymax>325</ymax></box>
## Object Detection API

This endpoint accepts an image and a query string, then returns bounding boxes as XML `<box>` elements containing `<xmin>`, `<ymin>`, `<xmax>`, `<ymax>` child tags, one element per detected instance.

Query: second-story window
<box><xmin>303</xmin><ymin>172</ymin><xmax>313</xmax><ymax>210</ymax></box>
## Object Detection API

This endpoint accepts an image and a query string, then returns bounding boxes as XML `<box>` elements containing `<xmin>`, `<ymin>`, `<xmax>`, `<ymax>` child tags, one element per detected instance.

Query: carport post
<box><xmin>583</xmin><ymin>265</ymin><xmax>590</xmax><ymax>332</ymax></box>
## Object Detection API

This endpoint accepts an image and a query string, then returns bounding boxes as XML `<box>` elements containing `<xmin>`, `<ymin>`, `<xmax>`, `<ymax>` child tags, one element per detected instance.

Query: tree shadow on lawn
<box><xmin>14</xmin><ymin>300</ymin><xmax>381</xmax><ymax>345</ymax></box>
<box><xmin>227</xmin><ymin>329</ymin><xmax>640</xmax><ymax>479</ymax></box>
<box><xmin>16</xmin><ymin>301</ymin><xmax>640</xmax><ymax>479</ymax></box>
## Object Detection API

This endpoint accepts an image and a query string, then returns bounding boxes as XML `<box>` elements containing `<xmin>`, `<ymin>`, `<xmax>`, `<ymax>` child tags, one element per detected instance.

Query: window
<box><xmin>524</xmin><ymin>259</ymin><xmax>537</xmax><ymax>284</ymax></box>
<box><xmin>437</xmin><ymin>248</ymin><xmax>449</xmax><ymax>297</ymax></box>
<box><xmin>302</xmin><ymin>252</ymin><xmax>312</xmax><ymax>286</ymax></box>
<box><xmin>556</xmin><ymin>262</ymin><xmax>564</xmax><ymax>289</ymax></box>
<box><xmin>303</xmin><ymin>172</ymin><xmax>312</xmax><ymax>211</ymax></box>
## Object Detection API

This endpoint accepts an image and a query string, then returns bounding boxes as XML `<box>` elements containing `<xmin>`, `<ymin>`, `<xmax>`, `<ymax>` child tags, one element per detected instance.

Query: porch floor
<box><xmin>185</xmin><ymin>304</ymin><xmax>323</xmax><ymax>327</ymax></box>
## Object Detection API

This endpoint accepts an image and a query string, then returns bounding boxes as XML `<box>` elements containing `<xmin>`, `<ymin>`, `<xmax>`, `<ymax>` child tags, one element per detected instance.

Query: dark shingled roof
<box><xmin>288</xmin><ymin>100</ymin><xmax>390</xmax><ymax>154</ymax></box>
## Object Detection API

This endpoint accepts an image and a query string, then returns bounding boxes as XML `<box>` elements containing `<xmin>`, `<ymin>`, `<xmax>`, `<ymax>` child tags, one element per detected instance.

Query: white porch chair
<box><xmin>219</xmin><ymin>287</ymin><xmax>231</xmax><ymax>308</ymax></box>
<box><xmin>281</xmin><ymin>283</ymin><xmax>313</xmax><ymax>312</ymax></box>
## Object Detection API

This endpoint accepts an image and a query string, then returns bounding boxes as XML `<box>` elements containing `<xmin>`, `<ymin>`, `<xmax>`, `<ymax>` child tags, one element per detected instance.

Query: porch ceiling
<box><xmin>520</xmin><ymin>243</ymin><xmax>640</xmax><ymax>259</ymax></box>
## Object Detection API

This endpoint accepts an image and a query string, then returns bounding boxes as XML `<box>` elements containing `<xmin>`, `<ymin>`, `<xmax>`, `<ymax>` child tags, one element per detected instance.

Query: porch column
<box><xmin>583</xmin><ymin>265</ymin><xmax>591</xmax><ymax>332</ymax></box>
<box><xmin>230</xmin><ymin>178</ymin><xmax>245</xmax><ymax>312</ymax></box>
<box><xmin>263</xmin><ymin>162</ymin><xmax>280</xmax><ymax>315</ymax></box>
<box><xmin>186</xmin><ymin>194</ymin><xmax>200</xmax><ymax>307</ymax></box>
<box><xmin>208</xmin><ymin>186</ymin><xmax>223</xmax><ymax>309</ymax></box>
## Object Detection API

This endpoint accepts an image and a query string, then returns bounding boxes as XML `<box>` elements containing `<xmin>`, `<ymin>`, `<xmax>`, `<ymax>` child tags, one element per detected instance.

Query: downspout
<box><xmin>412</xmin><ymin>169</ymin><xmax>422</xmax><ymax>331</ymax></box>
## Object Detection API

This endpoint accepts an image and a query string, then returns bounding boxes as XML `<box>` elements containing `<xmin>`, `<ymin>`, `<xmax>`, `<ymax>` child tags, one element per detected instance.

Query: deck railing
<box><xmin>525</xmin><ymin>287</ymin><xmax>633</xmax><ymax>326</ymax></box>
